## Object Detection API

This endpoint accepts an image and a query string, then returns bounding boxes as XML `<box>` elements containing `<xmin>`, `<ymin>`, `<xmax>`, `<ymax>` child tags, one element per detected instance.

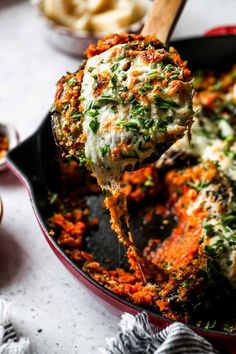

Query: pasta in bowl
<box><xmin>32</xmin><ymin>0</ymin><xmax>150</xmax><ymax>56</ymax></box>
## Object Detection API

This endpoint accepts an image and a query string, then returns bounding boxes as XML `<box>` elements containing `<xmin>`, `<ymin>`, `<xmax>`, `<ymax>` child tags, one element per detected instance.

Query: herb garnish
<box><xmin>144</xmin><ymin>175</ymin><xmax>154</xmax><ymax>187</ymax></box>
<box><xmin>211</xmin><ymin>81</ymin><xmax>222</xmax><ymax>91</ymax></box>
<box><xmin>204</xmin><ymin>319</ymin><xmax>217</xmax><ymax>330</ymax></box>
<box><xmin>111</xmin><ymin>74</ymin><xmax>118</xmax><ymax>88</ymax></box>
<box><xmin>89</xmin><ymin>119</ymin><xmax>99</xmax><ymax>133</ymax></box>
<box><xmin>94</xmin><ymin>96</ymin><xmax>121</xmax><ymax>108</ymax></box>
<box><xmin>182</xmin><ymin>278</ymin><xmax>195</xmax><ymax>288</ymax></box>
<box><xmin>50</xmin><ymin>104</ymin><xmax>57</xmax><ymax>113</ymax></box>
<box><xmin>111</xmin><ymin>63</ymin><xmax>119</xmax><ymax>72</ymax></box>
<box><xmin>130</xmin><ymin>100</ymin><xmax>151</xmax><ymax>121</ymax></box>
<box><xmin>50</xmin><ymin>193</ymin><xmax>58</xmax><ymax>204</ymax></box>
<box><xmin>67</xmin><ymin>77</ymin><xmax>77</xmax><ymax>86</ymax></box>
<box><xmin>163</xmin><ymin>63</ymin><xmax>176</xmax><ymax>72</ymax></box>
<box><xmin>138</xmin><ymin>117</ymin><xmax>154</xmax><ymax>129</ymax></box>
<box><xmin>117</xmin><ymin>121</ymin><xmax>139</xmax><ymax>132</ymax></box>
<box><xmin>150</xmin><ymin>63</ymin><xmax>157</xmax><ymax>69</ymax></box>
<box><xmin>223</xmin><ymin>324</ymin><xmax>234</xmax><ymax>333</ymax></box>
<box><xmin>154</xmin><ymin>95</ymin><xmax>179</xmax><ymax>110</ymax></box>
<box><xmin>100</xmin><ymin>144</ymin><xmax>110</xmax><ymax>157</ymax></box>
<box><xmin>123</xmin><ymin>43</ymin><xmax>130</xmax><ymax>50</ymax></box>
<box><xmin>139</xmin><ymin>83</ymin><xmax>153</xmax><ymax>96</ymax></box>
<box><xmin>77</xmin><ymin>154</ymin><xmax>91</xmax><ymax>166</ymax></box>
<box><xmin>70</xmin><ymin>111</ymin><xmax>82</xmax><ymax>120</ymax></box>
<box><xmin>62</xmin><ymin>103</ymin><xmax>70</xmax><ymax>111</ymax></box>
<box><xmin>186</xmin><ymin>179</ymin><xmax>210</xmax><ymax>192</ymax></box>
<box><xmin>156</xmin><ymin>115</ymin><xmax>174</xmax><ymax>132</ymax></box>
<box><xmin>118</xmin><ymin>85</ymin><xmax>127</xmax><ymax>92</ymax></box>
<box><xmin>117</xmin><ymin>53</ymin><xmax>125</xmax><ymax>61</ymax></box>
<box><xmin>88</xmin><ymin>109</ymin><xmax>99</xmax><ymax>118</ymax></box>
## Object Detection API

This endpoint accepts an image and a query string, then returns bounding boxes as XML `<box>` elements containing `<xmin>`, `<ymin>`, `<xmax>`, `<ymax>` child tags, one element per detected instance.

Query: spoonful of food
<box><xmin>52</xmin><ymin>0</ymin><xmax>192</xmax><ymax>190</ymax></box>
<box><xmin>51</xmin><ymin>0</ymin><xmax>193</xmax><ymax>282</ymax></box>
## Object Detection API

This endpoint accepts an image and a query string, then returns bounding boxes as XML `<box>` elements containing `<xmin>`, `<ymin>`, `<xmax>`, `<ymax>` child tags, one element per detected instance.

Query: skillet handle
<box><xmin>204</xmin><ymin>25</ymin><xmax>236</xmax><ymax>36</ymax></box>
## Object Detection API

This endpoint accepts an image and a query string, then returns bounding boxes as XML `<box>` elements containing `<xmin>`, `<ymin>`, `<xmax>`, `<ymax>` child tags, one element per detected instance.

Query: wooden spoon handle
<box><xmin>142</xmin><ymin>0</ymin><xmax>187</xmax><ymax>43</ymax></box>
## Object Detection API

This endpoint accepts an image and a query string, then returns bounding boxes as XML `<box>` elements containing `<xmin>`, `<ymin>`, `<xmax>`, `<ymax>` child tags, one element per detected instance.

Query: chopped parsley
<box><xmin>70</xmin><ymin>111</ymin><xmax>82</xmax><ymax>120</ymax></box>
<box><xmin>77</xmin><ymin>154</ymin><xmax>91</xmax><ymax>166</ymax></box>
<box><xmin>156</xmin><ymin>115</ymin><xmax>174</xmax><ymax>132</ymax></box>
<box><xmin>89</xmin><ymin>119</ymin><xmax>99</xmax><ymax>133</ymax></box>
<box><xmin>186</xmin><ymin>179</ymin><xmax>210</xmax><ymax>192</ymax></box>
<box><xmin>144</xmin><ymin>174</ymin><xmax>154</xmax><ymax>187</ymax></box>
<box><xmin>117</xmin><ymin>121</ymin><xmax>139</xmax><ymax>132</ymax></box>
<box><xmin>154</xmin><ymin>95</ymin><xmax>179</xmax><ymax>110</ymax></box>
<box><xmin>223</xmin><ymin>324</ymin><xmax>235</xmax><ymax>333</ymax></box>
<box><xmin>168</xmin><ymin>72</ymin><xmax>180</xmax><ymax>81</ymax></box>
<box><xmin>139</xmin><ymin>83</ymin><xmax>154</xmax><ymax>96</ymax></box>
<box><xmin>117</xmin><ymin>53</ymin><xmax>125</xmax><ymax>61</ymax></box>
<box><xmin>123</xmin><ymin>43</ymin><xmax>130</xmax><ymax>50</ymax></box>
<box><xmin>111</xmin><ymin>74</ymin><xmax>118</xmax><ymax>87</ymax></box>
<box><xmin>62</xmin><ymin>103</ymin><xmax>70</xmax><ymax>111</ymax></box>
<box><xmin>138</xmin><ymin>117</ymin><xmax>154</xmax><ymax>129</ymax></box>
<box><xmin>182</xmin><ymin>278</ymin><xmax>195</xmax><ymax>288</ymax></box>
<box><xmin>202</xmin><ymin>221</ymin><xmax>216</xmax><ymax>237</ymax></box>
<box><xmin>93</xmin><ymin>96</ymin><xmax>121</xmax><ymax>108</ymax></box>
<box><xmin>88</xmin><ymin>109</ymin><xmax>99</xmax><ymax>118</ymax></box>
<box><xmin>121</xmin><ymin>151</ymin><xmax>139</xmax><ymax>159</ymax></box>
<box><xmin>130</xmin><ymin>100</ymin><xmax>151</xmax><ymax>121</ymax></box>
<box><xmin>163</xmin><ymin>63</ymin><xmax>176</xmax><ymax>72</ymax></box>
<box><xmin>118</xmin><ymin>85</ymin><xmax>127</xmax><ymax>92</ymax></box>
<box><xmin>50</xmin><ymin>193</ymin><xmax>58</xmax><ymax>204</ymax></box>
<box><xmin>111</xmin><ymin>63</ymin><xmax>119</xmax><ymax>72</ymax></box>
<box><xmin>66</xmin><ymin>77</ymin><xmax>77</xmax><ymax>86</ymax></box>
<box><xmin>204</xmin><ymin>319</ymin><xmax>217</xmax><ymax>330</ymax></box>
<box><xmin>100</xmin><ymin>144</ymin><xmax>110</xmax><ymax>157</ymax></box>
<box><xmin>50</xmin><ymin>104</ymin><xmax>57</xmax><ymax>113</ymax></box>
<box><xmin>150</xmin><ymin>63</ymin><xmax>157</xmax><ymax>69</ymax></box>
<box><xmin>231</xmin><ymin>71</ymin><xmax>236</xmax><ymax>79</ymax></box>
<box><xmin>93</xmin><ymin>74</ymin><xmax>99</xmax><ymax>89</ymax></box>
<box><xmin>148</xmin><ymin>72</ymin><xmax>159</xmax><ymax>80</ymax></box>
<box><xmin>211</xmin><ymin>81</ymin><xmax>222</xmax><ymax>91</ymax></box>
<box><xmin>221</xmin><ymin>204</ymin><xmax>236</xmax><ymax>229</ymax></box>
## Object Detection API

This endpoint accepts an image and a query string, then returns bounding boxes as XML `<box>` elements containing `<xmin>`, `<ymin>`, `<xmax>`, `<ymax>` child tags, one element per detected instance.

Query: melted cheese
<box><xmin>186</xmin><ymin>172</ymin><xmax>236</xmax><ymax>288</ymax></box>
<box><xmin>81</xmin><ymin>43</ymin><xmax>193</xmax><ymax>188</ymax></box>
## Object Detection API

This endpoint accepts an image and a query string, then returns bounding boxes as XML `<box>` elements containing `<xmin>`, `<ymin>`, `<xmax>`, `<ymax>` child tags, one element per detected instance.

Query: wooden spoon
<box><xmin>142</xmin><ymin>0</ymin><xmax>187</xmax><ymax>42</ymax></box>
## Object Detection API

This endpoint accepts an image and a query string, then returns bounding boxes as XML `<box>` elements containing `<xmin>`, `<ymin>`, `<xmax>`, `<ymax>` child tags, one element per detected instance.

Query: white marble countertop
<box><xmin>0</xmin><ymin>1</ymin><xmax>236</xmax><ymax>353</ymax></box>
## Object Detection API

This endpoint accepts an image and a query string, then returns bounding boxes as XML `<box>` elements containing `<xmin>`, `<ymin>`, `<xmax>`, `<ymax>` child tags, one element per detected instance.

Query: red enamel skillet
<box><xmin>6</xmin><ymin>23</ymin><xmax>236</xmax><ymax>354</ymax></box>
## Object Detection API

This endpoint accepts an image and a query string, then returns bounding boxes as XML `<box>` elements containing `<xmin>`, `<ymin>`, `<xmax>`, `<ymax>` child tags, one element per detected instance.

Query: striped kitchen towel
<box><xmin>0</xmin><ymin>298</ymin><xmax>31</xmax><ymax>354</ymax></box>
<box><xmin>100</xmin><ymin>312</ymin><xmax>220</xmax><ymax>354</ymax></box>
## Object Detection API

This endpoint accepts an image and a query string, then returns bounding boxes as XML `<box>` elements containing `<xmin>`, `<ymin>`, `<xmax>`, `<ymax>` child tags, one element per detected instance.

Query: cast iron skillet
<box><xmin>6</xmin><ymin>35</ymin><xmax>236</xmax><ymax>353</ymax></box>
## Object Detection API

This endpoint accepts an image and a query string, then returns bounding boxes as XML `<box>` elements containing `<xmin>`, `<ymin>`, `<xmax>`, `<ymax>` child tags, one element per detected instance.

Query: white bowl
<box><xmin>32</xmin><ymin>0</ymin><xmax>151</xmax><ymax>57</ymax></box>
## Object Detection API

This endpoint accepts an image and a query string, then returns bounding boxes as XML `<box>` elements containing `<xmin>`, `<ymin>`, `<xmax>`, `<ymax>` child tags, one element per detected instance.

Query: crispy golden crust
<box><xmin>52</xmin><ymin>33</ymin><xmax>192</xmax><ymax>160</ymax></box>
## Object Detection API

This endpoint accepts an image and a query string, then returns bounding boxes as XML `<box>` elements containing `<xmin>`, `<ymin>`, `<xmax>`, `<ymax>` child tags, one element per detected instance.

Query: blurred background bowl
<box><xmin>32</xmin><ymin>0</ymin><xmax>151</xmax><ymax>57</ymax></box>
